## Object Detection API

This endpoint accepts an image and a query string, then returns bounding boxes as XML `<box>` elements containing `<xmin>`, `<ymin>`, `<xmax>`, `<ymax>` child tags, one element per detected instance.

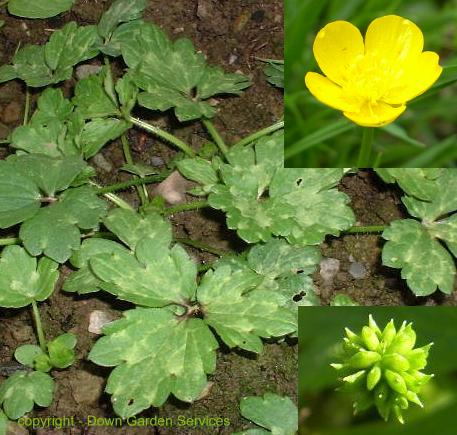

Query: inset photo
<box><xmin>299</xmin><ymin>307</ymin><xmax>457</xmax><ymax>434</ymax></box>
<box><xmin>285</xmin><ymin>0</ymin><xmax>457</xmax><ymax>168</ymax></box>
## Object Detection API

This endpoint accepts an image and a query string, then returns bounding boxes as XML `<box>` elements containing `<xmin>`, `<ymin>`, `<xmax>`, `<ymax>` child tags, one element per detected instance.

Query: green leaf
<box><xmin>176</xmin><ymin>157</ymin><xmax>219</xmax><ymax>193</ymax></box>
<box><xmin>14</xmin><ymin>345</ymin><xmax>44</xmax><ymax>368</ymax></box>
<box><xmin>73</xmin><ymin>69</ymin><xmax>120</xmax><ymax>119</ymax></box>
<box><xmin>121</xmin><ymin>163</ymin><xmax>158</xmax><ymax>177</ymax></box>
<box><xmin>198</xmin><ymin>266</ymin><xmax>296</xmax><ymax>353</ymax></box>
<box><xmin>45</xmin><ymin>22</ymin><xmax>100</xmax><ymax>74</ymax></box>
<box><xmin>0</xmin><ymin>160</ymin><xmax>41</xmax><ymax>228</ymax></box>
<box><xmin>64</xmin><ymin>238</ymin><xmax>129</xmax><ymax>294</ymax></box>
<box><xmin>1</xmin><ymin>23</ymin><xmax>100</xmax><ymax>87</ymax></box>
<box><xmin>208</xmin><ymin>131</ymin><xmax>354</xmax><ymax>245</ymax></box>
<box><xmin>0</xmin><ymin>246</ymin><xmax>58</xmax><ymax>308</ymax></box>
<box><xmin>10</xmin><ymin>45</ymin><xmax>53</xmax><ymax>87</ymax></box>
<box><xmin>48</xmin><ymin>333</ymin><xmax>77</xmax><ymax>369</ymax></box>
<box><xmin>9</xmin><ymin>154</ymin><xmax>86</xmax><ymax>197</ymax></box>
<box><xmin>375</xmin><ymin>169</ymin><xmax>442</xmax><ymax>201</ymax></box>
<box><xmin>0</xmin><ymin>371</ymin><xmax>54</xmax><ymax>420</ymax></box>
<box><xmin>331</xmin><ymin>294</ymin><xmax>359</xmax><ymax>306</ymax></box>
<box><xmin>236</xmin><ymin>393</ymin><xmax>298</xmax><ymax>435</ymax></box>
<box><xmin>119</xmin><ymin>21</ymin><xmax>250</xmax><ymax>121</ymax></box>
<box><xmin>10</xmin><ymin>121</ymin><xmax>65</xmax><ymax>156</ymax></box>
<box><xmin>104</xmin><ymin>208</ymin><xmax>172</xmax><ymax>250</ymax></box>
<box><xmin>262</xmin><ymin>60</ymin><xmax>284</xmax><ymax>88</ymax></box>
<box><xmin>88</xmin><ymin>308</ymin><xmax>218</xmax><ymax>418</ymax></box>
<box><xmin>32</xmin><ymin>88</ymin><xmax>74</xmax><ymax>125</ymax></box>
<box><xmin>8</xmin><ymin>0</ymin><xmax>75</xmax><ymax>18</ymax></box>
<box><xmin>98</xmin><ymin>0</ymin><xmax>148</xmax><ymax>39</ymax></box>
<box><xmin>90</xmin><ymin>242</ymin><xmax>197</xmax><ymax>307</ymax></box>
<box><xmin>116</xmin><ymin>74</ymin><xmax>138</xmax><ymax>115</ymax></box>
<box><xmin>79</xmin><ymin>118</ymin><xmax>130</xmax><ymax>158</ymax></box>
<box><xmin>20</xmin><ymin>186</ymin><xmax>108</xmax><ymax>263</ymax></box>
<box><xmin>0</xmin><ymin>409</ymin><xmax>8</xmax><ymax>435</ymax></box>
<box><xmin>0</xmin><ymin>64</ymin><xmax>18</xmax><ymax>83</ymax></box>
<box><xmin>382</xmin><ymin>219</ymin><xmax>455</xmax><ymax>296</ymax></box>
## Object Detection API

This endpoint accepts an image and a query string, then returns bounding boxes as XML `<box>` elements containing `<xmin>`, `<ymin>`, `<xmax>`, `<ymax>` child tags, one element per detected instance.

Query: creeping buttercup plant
<box><xmin>331</xmin><ymin>315</ymin><xmax>433</xmax><ymax>424</ymax></box>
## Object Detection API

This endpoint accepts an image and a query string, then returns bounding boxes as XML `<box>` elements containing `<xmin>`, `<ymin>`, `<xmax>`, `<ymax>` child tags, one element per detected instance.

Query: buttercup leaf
<box><xmin>0</xmin><ymin>246</ymin><xmax>58</xmax><ymax>308</ymax></box>
<box><xmin>206</xmin><ymin>131</ymin><xmax>354</xmax><ymax>245</ymax></box>
<box><xmin>7</xmin><ymin>0</ymin><xmax>75</xmax><ymax>19</ymax></box>
<box><xmin>0</xmin><ymin>371</ymin><xmax>54</xmax><ymax>420</ymax></box>
<box><xmin>380</xmin><ymin>169</ymin><xmax>457</xmax><ymax>295</ymax></box>
<box><xmin>235</xmin><ymin>393</ymin><xmax>298</xmax><ymax>435</ymax></box>
<box><xmin>89</xmin><ymin>308</ymin><xmax>218</xmax><ymax>418</ymax></box>
<box><xmin>20</xmin><ymin>186</ymin><xmax>108</xmax><ymax>263</ymax></box>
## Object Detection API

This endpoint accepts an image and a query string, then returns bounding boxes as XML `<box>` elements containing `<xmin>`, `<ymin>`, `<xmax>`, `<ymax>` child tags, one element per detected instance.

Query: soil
<box><xmin>0</xmin><ymin>1</ymin><xmax>290</xmax><ymax>434</ymax></box>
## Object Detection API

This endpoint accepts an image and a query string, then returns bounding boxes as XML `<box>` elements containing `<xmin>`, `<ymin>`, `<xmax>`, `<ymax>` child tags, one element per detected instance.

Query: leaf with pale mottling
<box><xmin>89</xmin><ymin>308</ymin><xmax>218</xmax><ymax>418</ymax></box>
<box><xmin>0</xmin><ymin>371</ymin><xmax>54</xmax><ymax>420</ymax></box>
<box><xmin>0</xmin><ymin>246</ymin><xmax>58</xmax><ymax>308</ymax></box>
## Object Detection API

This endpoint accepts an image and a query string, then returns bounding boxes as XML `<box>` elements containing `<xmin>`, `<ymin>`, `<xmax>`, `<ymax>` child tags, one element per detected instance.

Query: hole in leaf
<box><xmin>296</xmin><ymin>178</ymin><xmax>303</xmax><ymax>186</ymax></box>
<box><xmin>293</xmin><ymin>291</ymin><xmax>305</xmax><ymax>302</ymax></box>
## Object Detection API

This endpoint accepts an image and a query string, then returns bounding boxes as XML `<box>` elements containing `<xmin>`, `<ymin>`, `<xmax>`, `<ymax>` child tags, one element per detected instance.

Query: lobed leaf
<box><xmin>0</xmin><ymin>246</ymin><xmax>58</xmax><ymax>308</ymax></box>
<box><xmin>20</xmin><ymin>186</ymin><xmax>108</xmax><ymax>263</ymax></box>
<box><xmin>235</xmin><ymin>393</ymin><xmax>298</xmax><ymax>435</ymax></box>
<box><xmin>198</xmin><ymin>266</ymin><xmax>296</xmax><ymax>353</ymax></box>
<box><xmin>0</xmin><ymin>371</ymin><xmax>54</xmax><ymax>420</ymax></box>
<box><xmin>382</xmin><ymin>219</ymin><xmax>455</xmax><ymax>296</ymax></box>
<box><xmin>88</xmin><ymin>308</ymin><xmax>218</xmax><ymax>418</ymax></box>
<box><xmin>207</xmin><ymin>131</ymin><xmax>354</xmax><ymax>245</ymax></box>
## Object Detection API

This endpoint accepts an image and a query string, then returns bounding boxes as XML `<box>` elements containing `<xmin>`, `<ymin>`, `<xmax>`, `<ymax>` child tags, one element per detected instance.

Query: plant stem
<box><xmin>23</xmin><ymin>87</ymin><xmax>30</xmax><ymax>126</ymax></box>
<box><xmin>233</xmin><ymin>120</ymin><xmax>284</xmax><ymax>148</ymax></box>
<box><xmin>0</xmin><ymin>237</ymin><xmax>19</xmax><ymax>246</ymax></box>
<box><xmin>163</xmin><ymin>200</ymin><xmax>210</xmax><ymax>216</ymax></box>
<box><xmin>89</xmin><ymin>181</ymin><xmax>135</xmax><ymax>211</ymax></box>
<box><xmin>175</xmin><ymin>237</ymin><xmax>228</xmax><ymax>257</ymax></box>
<box><xmin>0</xmin><ymin>0</ymin><xmax>10</xmax><ymax>8</ymax></box>
<box><xmin>345</xmin><ymin>225</ymin><xmax>386</xmax><ymax>234</ymax></box>
<box><xmin>31</xmin><ymin>301</ymin><xmax>47</xmax><ymax>353</ymax></box>
<box><xmin>127</xmin><ymin>116</ymin><xmax>195</xmax><ymax>157</ymax></box>
<box><xmin>202</xmin><ymin>119</ymin><xmax>228</xmax><ymax>156</ymax></box>
<box><xmin>97</xmin><ymin>172</ymin><xmax>170</xmax><ymax>194</ymax></box>
<box><xmin>121</xmin><ymin>134</ymin><xmax>148</xmax><ymax>205</ymax></box>
<box><xmin>357</xmin><ymin>128</ymin><xmax>374</xmax><ymax>168</ymax></box>
<box><xmin>0</xmin><ymin>139</ymin><xmax>9</xmax><ymax>145</ymax></box>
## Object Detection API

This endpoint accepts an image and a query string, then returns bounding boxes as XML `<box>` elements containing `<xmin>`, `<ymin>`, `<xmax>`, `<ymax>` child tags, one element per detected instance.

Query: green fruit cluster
<box><xmin>331</xmin><ymin>315</ymin><xmax>433</xmax><ymax>424</ymax></box>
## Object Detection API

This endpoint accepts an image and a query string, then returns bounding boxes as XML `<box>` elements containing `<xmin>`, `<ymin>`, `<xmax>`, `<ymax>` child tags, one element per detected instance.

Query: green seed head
<box><xmin>331</xmin><ymin>315</ymin><xmax>433</xmax><ymax>424</ymax></box>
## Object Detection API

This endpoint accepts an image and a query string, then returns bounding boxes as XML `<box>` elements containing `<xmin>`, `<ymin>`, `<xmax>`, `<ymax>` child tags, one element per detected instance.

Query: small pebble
<box><xmin>91</xmin><ymin>153</ymin><xmax>113</xmax><ymax>173</ymax></box>
<box><xmin>319</xmin><ymin>258</ymin><xmax>340</xmax><ymax>284</ymax></box>
<box><xmin>349</xmin><ymin>262</ymin><xmax>367</xmax><ymax>279</ymax></box>
<box><xmin>75</xmin><ymin>64</ymin><xmax>102</xmax><ymax>80</ymax></box>
<box><xmin>154</xmin><ymin>171</ymin><xmax>190</xmax><ymax>205</ymax></box>
<box><xmin>151</xmin><ymin>156</ymin><xmax>165</xmax><ymax>167</ymax></box>
<box><xmin>88</xmin><ymin>310</ymin><xmax>115</xmax><ymax>334</ymax></box>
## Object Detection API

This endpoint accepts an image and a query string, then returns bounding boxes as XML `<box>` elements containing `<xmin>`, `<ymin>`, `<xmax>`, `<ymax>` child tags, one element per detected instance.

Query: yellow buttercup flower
<box><xmin>305</xmin><ymin>15</ymin><xmax>443</xmax><ymax>127</ymax></box>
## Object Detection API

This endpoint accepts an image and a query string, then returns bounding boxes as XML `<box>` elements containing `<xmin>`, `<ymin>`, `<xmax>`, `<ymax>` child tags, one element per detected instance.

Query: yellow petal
<box><xmin>344</xmin><ymin>102</ymin><xmax>406</xmax><ymax>127</ymax></box>
<box><xmin>365</xmin><ymin>15</ymin><xmax>423</xmax><ymax>65</ymax></box>
<box><xmin>382</xmin><ymin>51</ymin><xmax>442</xmax><ymax>104</ymax></box>
<box><xmin>305</xmin><ymin>72</ymin><xmax>360</xmax><ymax>112</ymax></box>
<box><xmin>312</xmin><ymin>21</ymin><xmax>364</xmax><ymax>86</ymax></box>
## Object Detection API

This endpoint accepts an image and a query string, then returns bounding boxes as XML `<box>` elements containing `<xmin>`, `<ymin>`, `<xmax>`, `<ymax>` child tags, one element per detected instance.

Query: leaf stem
<box><xmin>96</xmin><ymin>172</ymin><xmax>170</xmax><ymax>194</ymax></box>
<box><xmin>163</xmin><ymin>200</ymin><xmax>210</xmax><ymax>216</ymax></box>
<box><xmin>175</xmin><ymin>237</ymin><xmax>228</xmax><ymax>257</ymax></box>
<box><xmin>31</xmin><ymin>301</ymin><xmax>47</xmax><ymax>353</ymax></box>
<box><xmin>233</xmin><ymin>120</ymin><xmax>284</xmax><ymax>148</ymax></box>
<box><xmin>89</xmin><ymin>181</ymin><xmax>135</xmax><ymax>211</ymax></box>
<box><xmin>0</xmin><ymin>237</ymin><xmax>19</xmax><ymax>246</ymax></box>
<box><xmin>121</xmin><ymin>134</ymin><xmax>148</xmax><ymax>206</ymax></box>
<box><xmin>345</xmin><ymin>225</ymin><xmax>386</xmax><ymax>234</ymax></box>
<box><xmin>357</xmin><ymin>128</ymin><xmax>374</xmax><ymax>168</ymax></box>
<box><xmin>127</xmin><ymin>116</ymin><xmax>195</xmax><ymax>157</ymax></box>
<box><xmin>23</xmin><ymin>86</ymin><xmax>30</xmax><ymax>126</ymax></box>
<box><xmin>202</xmin><ymin>119</ymin><xmax>228</xmax><ymax>156</ymax></box>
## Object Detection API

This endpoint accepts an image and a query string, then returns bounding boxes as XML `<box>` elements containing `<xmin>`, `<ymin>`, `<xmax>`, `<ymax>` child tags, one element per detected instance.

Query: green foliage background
<box><xmin>285</xmin><ymin>0</ymin><xmax>457</xmax><ymax>167</ymax></box>
<box><xmin>299</xmin><ymin>307</ymin><xmax>457</xmax><ymax>435</ymax></box>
